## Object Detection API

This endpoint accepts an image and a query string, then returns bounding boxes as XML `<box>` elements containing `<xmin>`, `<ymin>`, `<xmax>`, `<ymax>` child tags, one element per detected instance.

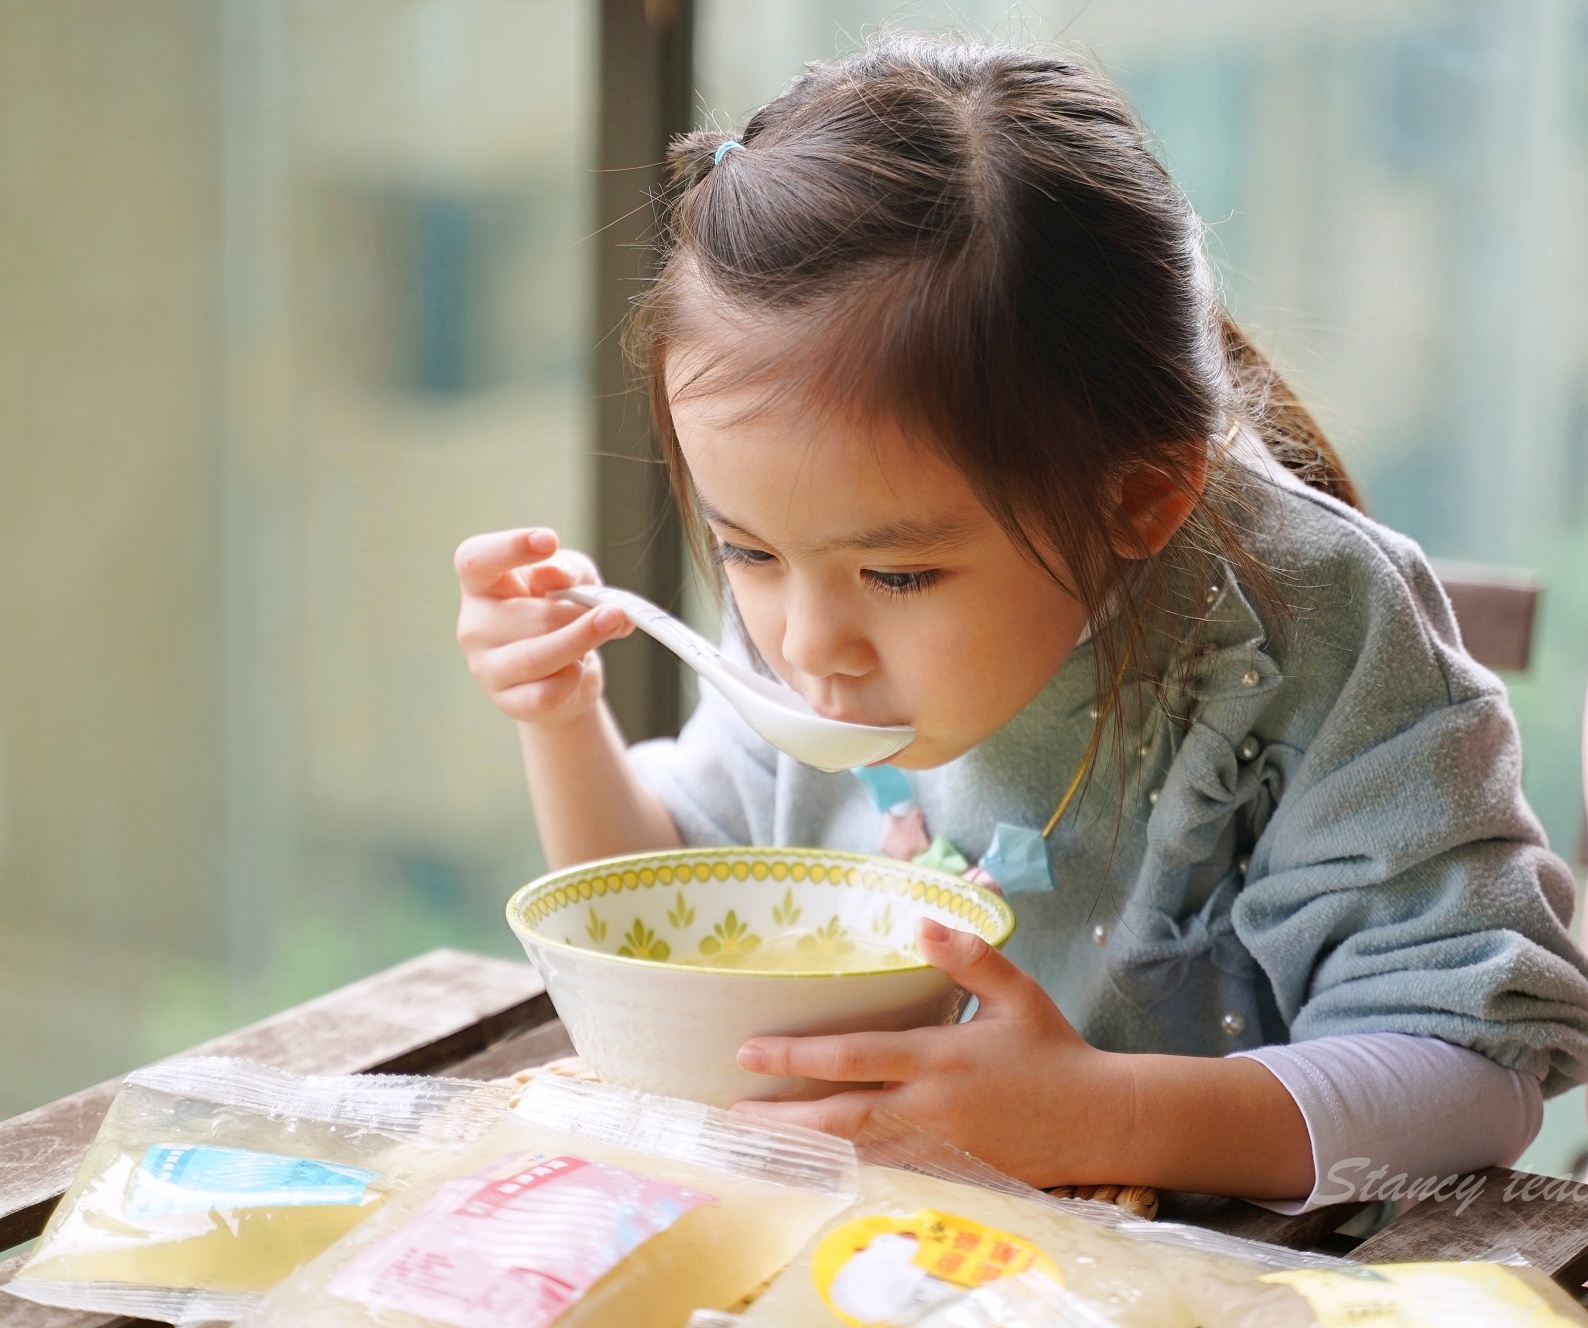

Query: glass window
<box><xmin>0</xmin><ymin>0</ymin><xmax>595</xmax><ymax>1115</ymax></box>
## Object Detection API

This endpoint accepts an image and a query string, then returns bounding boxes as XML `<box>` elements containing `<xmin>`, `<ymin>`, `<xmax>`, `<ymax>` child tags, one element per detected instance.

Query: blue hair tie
<box><xmin>714</xmin><ymin>139</ymin><xmax>745</xmax><ymax>166</ymax></box>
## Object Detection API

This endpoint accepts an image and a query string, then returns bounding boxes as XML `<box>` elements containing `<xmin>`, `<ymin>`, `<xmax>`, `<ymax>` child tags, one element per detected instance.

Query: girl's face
<box><xmin>667</xmin><ymin>362</ymin><xmax>1089</xmax><ymax>770</ymax></box>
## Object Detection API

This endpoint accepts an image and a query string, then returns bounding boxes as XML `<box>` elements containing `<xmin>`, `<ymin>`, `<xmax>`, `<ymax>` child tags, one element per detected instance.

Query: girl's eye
<box><xmin>863</xmin><ymin>568</ymin><xmax>943</xmax><ymax>597</ymax></box>
<box><xmin>714</xmin><ymin>541</ymin><xmax>776</xmax><ymax>568</ymax></box>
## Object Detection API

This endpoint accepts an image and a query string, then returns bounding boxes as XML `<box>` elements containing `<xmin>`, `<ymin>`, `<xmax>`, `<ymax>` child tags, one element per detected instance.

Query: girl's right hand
<box><xmin>454</xmin><ymin>528</ymin><xmax>634</xmax><ymax>727</ymax></box>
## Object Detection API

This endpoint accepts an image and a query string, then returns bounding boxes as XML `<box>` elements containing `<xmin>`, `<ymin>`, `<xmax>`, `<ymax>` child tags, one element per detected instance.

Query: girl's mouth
<box><xmin>808</xmin><ymin>699</ymin><xmax>909</xmax><ymax>729</ymax></box>
<box><xmin>784</xmin><ymin>672</ymin><xmax>909</xmax><ymax>729</ymax></box>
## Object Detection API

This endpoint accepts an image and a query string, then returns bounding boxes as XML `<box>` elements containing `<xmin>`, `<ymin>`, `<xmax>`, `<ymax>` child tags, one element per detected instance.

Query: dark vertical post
<box><xmin>593</xmin><ymin>0</ymin><xmax>694</xmax><ymax>742</ymax></box>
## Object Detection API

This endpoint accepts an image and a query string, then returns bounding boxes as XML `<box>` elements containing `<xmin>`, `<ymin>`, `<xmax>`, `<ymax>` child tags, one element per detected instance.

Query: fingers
<box><xmin>471</xmin><ymin>605</ymin><xmax>631</xmax><ymax>695</ymax></box>
<box><xmin>454</xmin><ymin>529</ymin><xmax>624</xmax><ymax>725</ymax></box>
<box><xmin>916</xmin><ymin>917</ymin><xmax>1047</xmax><ymax>1011</ymax></box>
<box><xmin>730</xmin><ymin>1090</ymin><xmax>883</xmax><ymax>1140</ymax></box>
<box><xmin>520</xmin><ymin>548</ymin><xmax>602</xmax><ymax>597</ymax></box>
<box><xmin>738</xmin><ymin>1030</ymin><xmax>929</xmax><ymax>1085</ymax></box>
<box><xmin>495</xmin><ymin>659</ymin><xmax>599</xmax><ymax>720</ymax></box>
<box><xmin>454</xmin><ymin>528</ymin><xmax>561</xmax><ymax>597</ymax></box>
<box><xmin>458</xmin><ymin>586</ymin><xmax>631</xmax><ymax>654</ymax></box>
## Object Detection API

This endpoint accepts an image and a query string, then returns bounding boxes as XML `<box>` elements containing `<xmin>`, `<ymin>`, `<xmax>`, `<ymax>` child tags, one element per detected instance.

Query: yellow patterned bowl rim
<box><xmin>506</xmin><ymin>846</ymin><xmax>1017</xmax><ymax>979</ymax></box>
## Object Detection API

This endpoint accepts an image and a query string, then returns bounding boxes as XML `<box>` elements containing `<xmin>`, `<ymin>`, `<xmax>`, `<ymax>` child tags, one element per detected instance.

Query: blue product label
<box><xmin>125</xmin><ymin>1144</ymin><xmax>379</xmax><ymax>1219</ymax></box>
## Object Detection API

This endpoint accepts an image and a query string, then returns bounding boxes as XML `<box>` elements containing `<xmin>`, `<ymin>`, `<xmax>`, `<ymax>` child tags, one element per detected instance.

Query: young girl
<box><xmin>455</xmin><ymin>38</ymin><xmax>1588</xmax><ymax>1208</ymax></box>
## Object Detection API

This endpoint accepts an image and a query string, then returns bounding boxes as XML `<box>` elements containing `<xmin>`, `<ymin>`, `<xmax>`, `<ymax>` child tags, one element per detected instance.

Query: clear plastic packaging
<box><xmin>242</xmin><ymin>1075</ymin><xmax>859</xmax><ymax>1328</ymax></box>
<box><xmin>1152</xmin><ymin>1246</ymin><xmax>1588</xmax><ymax>1328</ymax></box>
<box><xmin>910</xmin><ymin>1269</ymin><xmax>1113</xmax><ymax>1327</ymax></box>
<box><xmin>686</xmin><ymin>1271</ymin><xmax>1109</xmax><ymax>1328</ymax></box>
<box><xmin>732</xmin><ymin>1111</ymin><xmax>1588</xmax><ymax>1328</ymax></box>
<box><xmin>912</xmin><ymin>1258</ymin><xmax>1588</xmax><ymax>1327</ymax></box>
<box><xmin>737</xmin><ymin>1111</ymin><xmax>1201</xmax><ymax>1326</ymax></box>
<box><xmin>700</xmin><ymin>1256</ymin><xmax>1588</xmax><ymax>1328</ymax></box>
<box><xmin>4</xmin><ymin>1057</ymin><xmax>511</xmax><ymax>1325</ymax></box>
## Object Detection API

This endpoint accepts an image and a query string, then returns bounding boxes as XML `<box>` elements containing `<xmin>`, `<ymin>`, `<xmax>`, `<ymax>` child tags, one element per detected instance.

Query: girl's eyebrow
<box><xmin>820</xmin><ymin>515</ymin><xmax>978</xmax><ymax>554</ymax></box>
<box><xmin>695</xmin><ymin>498</ymin><xmax>766</xmax><ymax>543</ymax></box>
<box><xmin>697</xmin><ymin>497</ymin><xmax>976</xmax><ymax>554</ymax></box>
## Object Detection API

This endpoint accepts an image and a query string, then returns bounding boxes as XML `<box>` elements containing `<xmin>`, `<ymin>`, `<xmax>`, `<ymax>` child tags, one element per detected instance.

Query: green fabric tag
<box><xmin>912</xmin><ymin>835</ymin><xmax>970</xmax><ymax>876</ymax></box>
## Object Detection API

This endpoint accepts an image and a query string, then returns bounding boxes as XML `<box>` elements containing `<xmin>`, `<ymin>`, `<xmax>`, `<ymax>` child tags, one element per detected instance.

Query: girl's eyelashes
<box><xmin>713</xmin><ymin>541</ymin><xmax>775</xmax><ymax>568</ymax></box>
<box><xmin>864</xmin><ymin>568</ymin><xmax>943</xmax><ymax>597</ymax></box>
<box><xmin>714</xmin><ymin>539</ymin><xmax>942</xmax><ymax>597</ymax></box>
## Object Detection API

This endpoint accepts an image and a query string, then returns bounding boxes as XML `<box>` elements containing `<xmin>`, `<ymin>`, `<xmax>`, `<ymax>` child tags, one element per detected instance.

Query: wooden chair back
<box><xmin>1431</xmin><ymin>560</ymin><xmax>1540</xmax><ymax>673</ymax></box>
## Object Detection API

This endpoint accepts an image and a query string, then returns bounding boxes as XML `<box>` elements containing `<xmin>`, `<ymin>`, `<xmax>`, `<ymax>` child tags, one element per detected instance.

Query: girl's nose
<box><xmin>780</xmin><ymin>581</ymin><xmax>872</xmax><ymax>680</ymax></box>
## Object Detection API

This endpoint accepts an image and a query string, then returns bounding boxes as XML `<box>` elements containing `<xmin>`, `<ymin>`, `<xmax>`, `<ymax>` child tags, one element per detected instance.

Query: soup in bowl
<box><xmin>505</xmin><ymin>847</ymin><xmax>1016</xmax><ymax>1107</ymax></box>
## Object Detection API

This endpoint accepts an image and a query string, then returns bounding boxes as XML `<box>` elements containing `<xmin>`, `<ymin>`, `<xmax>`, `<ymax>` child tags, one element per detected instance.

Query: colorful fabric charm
<box><xmin>853</xmin><ymin>766</ymin><xmax>935</xmax><ymax>860</ymax></box>
<box><xmin>851</xmin><ymin>764</ymin><xmax>914</xmax><ymax>813</ymax></box>
<box><xmin>912</xmin><ymin>836</ymin><xmax>971</xmax><ymax>876</ymax></box>
<box><xmin>849</xmin><ymin>768</ymin><xmax>1050</xmax><ymax>895</ymax></box>
<box><xmin>881</xmin><ymin>806</ymin><xmax>932</xmax><ymax>860</ymax></box>
<box><xmin>977</xmin><ymin>822</ymin><xmax>1054</xmax><ymax>894</ymax></box>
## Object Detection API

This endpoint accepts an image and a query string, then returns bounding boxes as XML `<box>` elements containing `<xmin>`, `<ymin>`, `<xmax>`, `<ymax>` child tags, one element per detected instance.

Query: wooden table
<box><xmin>4</xmin><ymin>948</ymin><xmax>1586</xmax><ymax>1326</ymax></box>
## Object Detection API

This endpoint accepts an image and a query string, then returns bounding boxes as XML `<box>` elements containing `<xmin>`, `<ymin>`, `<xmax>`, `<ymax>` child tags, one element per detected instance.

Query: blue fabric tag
<box><xmin>979</xmin><ymin>823</ymin><xmax>1054</xmax><ymax>894</ymax></box>
<box><xmin>851</xmin><ymin>764</ymin><xmax>914</xmax><ymax>813</ymax></box>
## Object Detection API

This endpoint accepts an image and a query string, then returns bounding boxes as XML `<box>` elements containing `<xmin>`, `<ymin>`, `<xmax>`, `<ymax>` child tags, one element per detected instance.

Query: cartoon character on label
<box><xmin>828</xmin><ymin>1232</ymin><xmax>960</xmax><ymax>1323</ymax></box>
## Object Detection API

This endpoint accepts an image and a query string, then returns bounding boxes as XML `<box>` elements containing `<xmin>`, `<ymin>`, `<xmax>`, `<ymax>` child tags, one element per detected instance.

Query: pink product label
<box><xmin>328</xmin><ymin>1153</ymin><xmax>716</xmax><ymax>1328</ymax></box>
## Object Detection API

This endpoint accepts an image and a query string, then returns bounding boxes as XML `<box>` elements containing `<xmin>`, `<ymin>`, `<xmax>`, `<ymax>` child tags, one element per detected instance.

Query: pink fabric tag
<box><xmin>328</xmin><ymin>1153</ymin><xmax>715</xmax><ymax>1328</ymax></box>
<box><xmin>880</xmin><ymin>807</ymin><xmax>932</xmax><ymax>861</ymax></box>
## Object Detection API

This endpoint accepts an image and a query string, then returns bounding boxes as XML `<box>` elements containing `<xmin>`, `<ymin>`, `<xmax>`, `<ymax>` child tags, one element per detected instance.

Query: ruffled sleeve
<box><xmin>1209</xmin><ymin>515</ymin><xmax>1588</xmax><ymax>1095</ymax></box>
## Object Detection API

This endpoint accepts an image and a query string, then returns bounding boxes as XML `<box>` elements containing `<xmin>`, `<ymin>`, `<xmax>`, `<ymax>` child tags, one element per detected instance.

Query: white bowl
<box><xmin>506</xmin><ymin>847</ymin><xmax>1016</xmax><ymax>1107</ymax></box>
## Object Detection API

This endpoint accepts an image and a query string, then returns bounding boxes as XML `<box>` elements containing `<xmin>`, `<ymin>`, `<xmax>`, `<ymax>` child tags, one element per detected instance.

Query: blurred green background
<box><xmin>2</xmin><ymin>0</ymin><xmax>1586</xmax><ymax>1169</ymax></box>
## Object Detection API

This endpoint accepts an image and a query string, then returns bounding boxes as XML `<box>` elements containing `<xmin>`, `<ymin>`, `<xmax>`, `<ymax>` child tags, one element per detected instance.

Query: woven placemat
<box><xmin>496</xmin><ymin>1055</ymin><xmax>601</xmax><ymax>1098</ymax></box>
<box><xmin>496</xmin><ymin>1057</ymin><xmax>1158</xmax><ymax>1221</ymax></box>
<box><xmin>1047</xmin><ymin>1183</ymin><xmax>1158</xmax><ymax>1220</ymax></box>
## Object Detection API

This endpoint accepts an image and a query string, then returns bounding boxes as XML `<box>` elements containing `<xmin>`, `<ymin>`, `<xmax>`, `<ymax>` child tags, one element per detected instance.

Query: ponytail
<box><xmin>1220</xmin><ymin>312</ymin><xmax>1362</xmax><ymax>511</ymax></box>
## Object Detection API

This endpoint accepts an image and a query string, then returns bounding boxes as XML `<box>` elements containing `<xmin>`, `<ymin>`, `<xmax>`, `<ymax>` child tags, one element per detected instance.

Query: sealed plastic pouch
<box><xmin>1151</xmin><ymin>1247</ymin><xmax>1588</xmax><ymax>1327</ymax></box>
<box><xmin>690</xmin><ymin>1268</ymin><xmax>1112</xmax><ymax>1328</ymax></box>
<box><xmin>243</xmin><ymin>1074</ymin><xmax>859</xmax><ymax>1328</ymax></box>
<box><xmin>901</xmin><ymin>1268</ymin><xmax>1113</xmax><ymax>1327</ymax></box>
<box><xmin>736</xmin><ymin>1111</ymin><xmax>1206</xmax><ymax>1327</ymax></box>
<box><xmin>4</xmin><ymin>1057</ymin><xmax>509</xmax><ymax>1324</ymax></box>
<box><xmin>702</xmin><ymin>1108</ymin><xmax>1588</xmax><ymax>1327</ymax></box>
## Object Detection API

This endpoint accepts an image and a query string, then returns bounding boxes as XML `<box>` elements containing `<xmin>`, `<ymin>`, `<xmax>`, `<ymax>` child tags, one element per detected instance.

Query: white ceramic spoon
<box><xmin>551</xmin><ymin>584</ymin><xmax>915</xmax><ymax>772</ymax></box>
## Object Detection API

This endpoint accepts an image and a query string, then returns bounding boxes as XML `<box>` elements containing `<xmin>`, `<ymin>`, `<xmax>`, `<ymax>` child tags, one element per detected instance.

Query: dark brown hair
<box><xmin>639</xmin><ymin>36</ymin><xmax>1357</xmax><ymax>761</ymax></box>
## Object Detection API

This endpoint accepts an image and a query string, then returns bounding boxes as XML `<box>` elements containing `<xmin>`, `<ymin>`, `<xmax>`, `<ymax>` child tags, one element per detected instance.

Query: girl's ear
<box><xmin>1108</xmin><ymin>443</ymin><xmax>1209</xmax><ymax>559</ymax></box>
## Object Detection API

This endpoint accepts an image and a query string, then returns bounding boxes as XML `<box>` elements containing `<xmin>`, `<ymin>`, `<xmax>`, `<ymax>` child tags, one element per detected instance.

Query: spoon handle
<box><xmin>551</xmin><ymin>584</ymin><xmax>914</xmax><ymax>771</ymax></box>
<box><xmin>549</xmin><ymin>585</ymin><xmax>724</xmax><ymax>680</ymax></box>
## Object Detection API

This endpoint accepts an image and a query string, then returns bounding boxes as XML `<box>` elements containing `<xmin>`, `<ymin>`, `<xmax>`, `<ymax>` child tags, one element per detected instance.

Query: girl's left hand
<box><xmin>732</xmin><ymin>918</ymin><xmax>1133</xmax><ymax>1188</ymax></box>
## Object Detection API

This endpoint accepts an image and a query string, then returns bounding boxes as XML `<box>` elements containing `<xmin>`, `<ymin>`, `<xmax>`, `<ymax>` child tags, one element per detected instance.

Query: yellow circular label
<box><xmin>810</xmin><ymin>1209</ymin><xmax>1060</xmax><ymax>1326</ymax></box>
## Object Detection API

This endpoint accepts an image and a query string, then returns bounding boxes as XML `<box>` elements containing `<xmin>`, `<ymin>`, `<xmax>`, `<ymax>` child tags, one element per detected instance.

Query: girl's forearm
<box><xmin>1096</xmin><ymin>1052</ymin><xmax>1314</xmax><ymax>1200</ymax></box>
<box><xmin>519</xmin><ymin>704</ymin><xmax>681</xmax><ymax>869</ymax></box>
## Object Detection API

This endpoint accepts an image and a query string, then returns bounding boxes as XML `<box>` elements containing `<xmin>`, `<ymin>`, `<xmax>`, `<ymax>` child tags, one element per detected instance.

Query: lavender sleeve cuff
<box><xmin>1232</xmin><ymin>1032</ymin><xmax>1543</xmax><ymax>1213</ymax></box>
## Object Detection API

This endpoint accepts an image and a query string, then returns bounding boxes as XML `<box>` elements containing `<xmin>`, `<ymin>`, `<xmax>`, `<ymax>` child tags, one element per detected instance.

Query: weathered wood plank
<box><xmin>1349</xmin><ymin>1166</ymin><xmax>1588</xmax><ymax>1287</ymax></box>
<box><xmin>0</xmin><ymin>948</ymin><xmax>549</xmax><ymax>1251</ymax></box>
<box><xmin>1157</xmin><ymin>1190</ymin><xmax>1367</xmax><ymax>1250</ymax></box>
<box><xmin>440</xmin><ymin>1018</ymin><xmax>576</xmax><ymax>1083</ymax></box>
